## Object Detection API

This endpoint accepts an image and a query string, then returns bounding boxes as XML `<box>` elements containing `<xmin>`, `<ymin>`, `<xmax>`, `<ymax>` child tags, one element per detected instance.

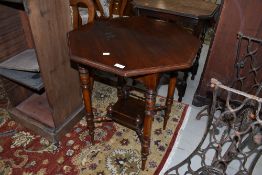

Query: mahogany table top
<box><xmin>68</xmin><ymin>16</ymin><xmax>200</xmax><ymax>77</ymax></box>
<box><xmin>133</xmin><ymin>0</ymin><xmax>219</xmax><ymax>19</ymax></box>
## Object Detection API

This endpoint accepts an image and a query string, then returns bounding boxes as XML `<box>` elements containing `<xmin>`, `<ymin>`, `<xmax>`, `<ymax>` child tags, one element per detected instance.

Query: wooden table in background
<box><xmin>68</xmin><ymin>16</ymin><xmax>200</xmax><ymax>170</ymax></box>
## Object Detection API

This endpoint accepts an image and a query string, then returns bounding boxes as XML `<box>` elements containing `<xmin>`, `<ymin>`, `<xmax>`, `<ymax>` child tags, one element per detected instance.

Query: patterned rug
<box><xmin>0</xmin><ymin>81</ymin><xmax>188</xmax><ymax>175</ymax></box>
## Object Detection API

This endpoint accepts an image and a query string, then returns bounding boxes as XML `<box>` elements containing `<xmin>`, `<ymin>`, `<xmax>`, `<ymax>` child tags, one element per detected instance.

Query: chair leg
<box><xmin>78</xmin><ymin>65</ymin><xmax>95</xmax><ymax>144</ymax></box>
<box><xmin>164</xmin><ymin>72</ymin><xmax>177</xmax><ymax>130</ymax></box>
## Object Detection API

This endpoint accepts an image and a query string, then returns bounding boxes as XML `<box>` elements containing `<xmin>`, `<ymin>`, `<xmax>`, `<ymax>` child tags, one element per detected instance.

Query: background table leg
<box><xmin>164</xmin><ymin>72</ymin><xmax>177</xmax><ymax>130</ymax></box>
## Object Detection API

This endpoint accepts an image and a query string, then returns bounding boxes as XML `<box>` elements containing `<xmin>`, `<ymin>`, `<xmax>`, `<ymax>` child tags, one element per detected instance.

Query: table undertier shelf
<box><xmin>109</xmin><ymin>97</ymin><xmax>145</xmax><ymax>130</ymax></box>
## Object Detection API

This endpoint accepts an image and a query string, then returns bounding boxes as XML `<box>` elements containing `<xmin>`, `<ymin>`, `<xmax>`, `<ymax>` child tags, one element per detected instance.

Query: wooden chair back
<box><xmin>95</xmin><ymin>0</ymin><xmax>128</xmax><ymax>18</ymax></box>
<box><xmin>70</xmin><ymin>0</ymin><xmax>95</xmax><ymax>29</ymax></box>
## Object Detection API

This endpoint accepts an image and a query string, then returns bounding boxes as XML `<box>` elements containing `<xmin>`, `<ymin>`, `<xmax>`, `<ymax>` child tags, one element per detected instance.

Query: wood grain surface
<box><xmin>69</xmin><ymin>16</ymin><xmax>200</xmax><ymax>77</ymax></box>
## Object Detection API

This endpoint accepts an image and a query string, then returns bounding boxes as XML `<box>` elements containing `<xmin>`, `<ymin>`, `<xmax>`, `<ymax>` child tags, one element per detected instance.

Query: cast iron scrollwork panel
<box><xmin>165</xmin><ymin>78</ymin><xmax>262</xmax><ymax>175</ymax></box>
<box><xmin>165</xmin><ymin>33</ymin><xmax>262</xmax><ymax>175</ymax></box>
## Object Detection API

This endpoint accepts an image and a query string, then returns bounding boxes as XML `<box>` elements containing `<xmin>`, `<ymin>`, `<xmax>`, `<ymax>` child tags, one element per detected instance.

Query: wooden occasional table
<box><xmin>68</xmin><ymin>16</ymin><xmax>200</xmax><ymax>170</ymax></box>
<box><xmin>133</xmin><ymin>0</ymin><xmax>219</xmax><ymax>100</ymax></box>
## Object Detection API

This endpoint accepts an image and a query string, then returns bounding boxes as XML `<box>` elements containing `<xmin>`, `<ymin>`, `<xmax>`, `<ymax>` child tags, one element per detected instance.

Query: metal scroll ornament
<box><xmin>165</xmin><ymin>33</ymin><xmax>262</xmax><ymax>175</ymax></box>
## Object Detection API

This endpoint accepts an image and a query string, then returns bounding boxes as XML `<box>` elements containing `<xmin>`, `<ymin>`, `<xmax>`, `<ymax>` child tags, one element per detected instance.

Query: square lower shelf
<box><xmin>8</xmin><ymin>93</ymin><xmax>85</xmax><ymax>142</ymax></box>
<box><xmin>109</xmin><ymin>97</ymin><xmax>145</xmax><ymax>130</ymax></box>
<box><xmin>12</xmin><ymin>93</ymin><xmax>54</xmax><ymax>127</ymax></box>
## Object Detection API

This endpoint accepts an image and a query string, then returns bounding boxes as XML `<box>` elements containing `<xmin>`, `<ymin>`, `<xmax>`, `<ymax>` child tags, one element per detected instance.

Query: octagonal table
<box><xmin>68</xmin><ymin>16</ymin><xmax>200</xmax><ymax>170</ymax></box>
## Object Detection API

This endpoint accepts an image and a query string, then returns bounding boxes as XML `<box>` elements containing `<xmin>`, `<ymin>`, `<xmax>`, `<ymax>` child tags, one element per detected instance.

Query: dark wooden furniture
<box><xmin>193</xmin><ymin>0</ymin><xmax>262</xmax><ymax>106</ymax></box>
<box><xmin>133</xmin><ymin>0</ymin><xmax>219</xmax><ymax>101</ymax></box>
<box><xmin>0</xmin><ymin>0</ymin><xmax>85</xmax><ymax>143</ymax></box>
<box><xmin>68</xmin><ymin>16</ymin><xmax>200</xmax><ymax>170</ymax></box>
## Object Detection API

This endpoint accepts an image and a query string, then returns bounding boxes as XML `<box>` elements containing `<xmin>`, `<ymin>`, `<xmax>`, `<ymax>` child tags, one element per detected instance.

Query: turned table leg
<box><xmin>78</xmin><ymin>65</ymin><xmax>95</xmax><ymax>144</ymax></box>
<box><xmin>164</xmin><ymin>72</ymin><xmax>177</xmax><ymax>130</ymax></box>
<box><xmin>142</xmin><ymin>74</ymin><xmax>159</xmax><ymax>170</ymax></box>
